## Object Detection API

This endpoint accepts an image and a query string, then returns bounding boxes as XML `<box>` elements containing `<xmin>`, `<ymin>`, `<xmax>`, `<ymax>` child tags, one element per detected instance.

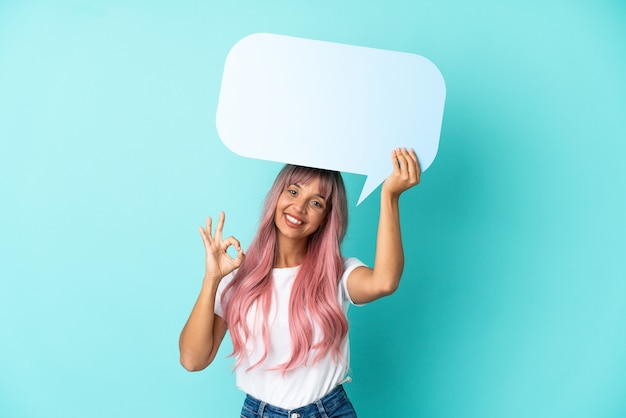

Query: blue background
<box><xmin>1</xmin><ymin>1</ymin><xmax>625</xmax><ymax>417</ymax></box>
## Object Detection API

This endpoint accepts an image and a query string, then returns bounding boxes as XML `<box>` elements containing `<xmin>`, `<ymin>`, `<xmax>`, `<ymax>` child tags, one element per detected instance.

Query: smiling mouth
<box><xmin>285</xmin><ymin>214</ymin><xmax>303</xmax><ymax>225</ymax></box>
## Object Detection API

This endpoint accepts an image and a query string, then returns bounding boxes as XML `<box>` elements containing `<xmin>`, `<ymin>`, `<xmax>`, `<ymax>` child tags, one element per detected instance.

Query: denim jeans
<box><xmin>240</xmin><ymin>385</ymin><xmax>357</xmax><ymax>418</ymax></box>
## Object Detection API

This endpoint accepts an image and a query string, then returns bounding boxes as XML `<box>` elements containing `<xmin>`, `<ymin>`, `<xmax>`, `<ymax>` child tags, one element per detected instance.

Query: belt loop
<box><xmin>315</xmin><ymin>398</ymin><xmax>329</xmax><ymax>418</ymax></box>
<box><xmin>257</xmin><ymin>400</ymin><xmax>266</xmax><ymax>416</ymax></box>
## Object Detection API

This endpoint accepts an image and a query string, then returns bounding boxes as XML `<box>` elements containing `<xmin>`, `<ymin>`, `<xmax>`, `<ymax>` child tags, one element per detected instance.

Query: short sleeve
<box><xmin>339</xmin><ymin>257</ymin><xmax>368</xmax><ymax>306</ymax></box>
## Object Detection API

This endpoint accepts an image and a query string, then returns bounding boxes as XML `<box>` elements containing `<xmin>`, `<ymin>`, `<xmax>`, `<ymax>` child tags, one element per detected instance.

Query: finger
<box><xmin>215</xmin><ymin>211</ymin><xmax>225</xmax><ymax>241</ymax></box>
<box><xmin>391</xmin><ymin>149</ymin><xmax>401</xmax><ymax>173</ymax></box>
<box><xmin>395</xmin><ymin>148</ymin><xmax>410</xmax><ymax>175</ymax></box>
<box><xmin>224</xmin><ymin>236</ymin><xmax>246</xmax><ymax>264</ymax></box>
<box><xmin>222</xmin><ymin>236</ymin><xmax>245</xmax><ymax>268</ymax></box>
<box><xmin>399</xmin><ymin>147</ymin><xmax>416</xmax><ymax>178</ymax></box>
<box><xmin>234</xmin><ymin>249</ymin><xmax>245</xmax><ymax>267</ymax></box>
<box><xmin>199</xmin><ymin>225</ymin><xmax>214</xmax><ymax>252</ymax></box>
<box><xmin>203</xmin><ymin>217</ymin><xmax>214</xmax><ymax>240</ymax></box>
<box><xmin>221</xmin><ymin>236</ymin><xmax>242</xmax><ymax>253</ymax></box>
<box><xmin>409</xmin><ymin>148</ymin><xmax>422</xmax><ymax>182</ymax></box>
<box><xmin>198</xmin><ymin>226</ymin><xmax>209</xmax><ymax>243</ymax></box>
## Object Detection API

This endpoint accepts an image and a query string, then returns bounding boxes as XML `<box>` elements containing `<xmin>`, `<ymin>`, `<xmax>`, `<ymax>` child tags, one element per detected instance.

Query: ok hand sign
<box><xmin>198</xmin><ymin>212</ymin><xmax>245</xmax><ymax>281</ymax></box>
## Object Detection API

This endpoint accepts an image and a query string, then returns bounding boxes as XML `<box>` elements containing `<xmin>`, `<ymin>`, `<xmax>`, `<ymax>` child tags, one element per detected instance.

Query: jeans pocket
<box><xmin>325</xmin><ymin>395</ymin><xmax>357</xmax><ymax>418</ymax></box>
<box><xmin>240</xmin><ymin>404</ymin><xmax>261</xmax><ymax>418</ymax></box>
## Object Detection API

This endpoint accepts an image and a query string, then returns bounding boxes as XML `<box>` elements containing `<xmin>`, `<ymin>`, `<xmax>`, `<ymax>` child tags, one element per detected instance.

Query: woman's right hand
<box><xmin>199</xmin><ymin>212</ymin><xmax>245</xmax><ymax>282</ymax></box>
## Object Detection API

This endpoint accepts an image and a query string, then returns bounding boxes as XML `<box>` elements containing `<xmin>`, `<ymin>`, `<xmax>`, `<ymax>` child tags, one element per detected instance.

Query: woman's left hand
<box><xmin>382</xmin><ymin>147</ymin><xmax>421</xmax><ymax>198</ymax></box>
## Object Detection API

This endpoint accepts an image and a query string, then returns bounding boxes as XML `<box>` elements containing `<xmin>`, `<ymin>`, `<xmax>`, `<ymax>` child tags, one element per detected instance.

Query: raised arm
<box><xmin>179</xmin><ymin>212</ymin><xmax>244</xmax><ymax>371</ymax></box>
<box><xmin>347</xmin><ymin>148</ymin><xmax>421</xmax><ymax>304</ymax></box>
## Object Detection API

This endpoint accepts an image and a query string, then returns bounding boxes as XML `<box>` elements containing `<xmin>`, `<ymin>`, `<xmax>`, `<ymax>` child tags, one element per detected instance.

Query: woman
<box><xmin>180</xmin><ymin>148</ymin><xmax>421</xmax><ymax>417</ymax></box>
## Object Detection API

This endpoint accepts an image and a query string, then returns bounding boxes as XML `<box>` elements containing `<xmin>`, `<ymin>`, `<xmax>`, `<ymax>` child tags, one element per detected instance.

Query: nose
<box><xmin>292</xmin><ymin>197</ymin><xmax>307</xmax><ymax>213</ymax></box>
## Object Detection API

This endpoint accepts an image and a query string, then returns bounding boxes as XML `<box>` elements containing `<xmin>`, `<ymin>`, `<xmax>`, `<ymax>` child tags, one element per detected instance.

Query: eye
<box><xmin>286</xmin><ymin>188</ymin><xmax>297</xmax><ymax>196</ymax></box>
<box><xmin>311</xmin><ymin>200</ymin><xmax>324</xmax><ymax>209</ymax></box>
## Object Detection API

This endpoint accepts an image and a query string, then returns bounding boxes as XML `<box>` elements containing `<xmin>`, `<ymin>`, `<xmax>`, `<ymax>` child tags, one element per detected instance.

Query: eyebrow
<box><xmin>292</xmin><ymin>183</ymin><xmax>327</xmax><ymax>201</ymax></box>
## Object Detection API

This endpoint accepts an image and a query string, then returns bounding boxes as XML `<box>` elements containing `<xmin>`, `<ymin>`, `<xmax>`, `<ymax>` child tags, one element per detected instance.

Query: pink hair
<box><xmin>222</xmin><ymin>165</ymin><xmax>349</xmax><ymax>372</ymax></box>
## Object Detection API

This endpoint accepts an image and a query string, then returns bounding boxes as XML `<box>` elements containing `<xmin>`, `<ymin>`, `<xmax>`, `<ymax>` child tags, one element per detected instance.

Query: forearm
<box><xmin>371</xmin><ymin>188</ymin><xmax>404</xmax><ymax>294</ymax></box>
<box><xmin>179</xmin><ymin>277</ymin><xmax>221</xmax><ymax>371</ymax></box>
<box><xmin>345</xmin><ymin>148</ymin><xmax>418</xmax><ymax>304</ymax></box>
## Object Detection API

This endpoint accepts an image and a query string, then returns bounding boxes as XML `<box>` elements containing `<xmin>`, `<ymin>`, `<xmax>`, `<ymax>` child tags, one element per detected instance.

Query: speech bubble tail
<box><xmin>357</xmin><ymin>174</ymin><xmax>386</xmax><ymax>206</ymax></box>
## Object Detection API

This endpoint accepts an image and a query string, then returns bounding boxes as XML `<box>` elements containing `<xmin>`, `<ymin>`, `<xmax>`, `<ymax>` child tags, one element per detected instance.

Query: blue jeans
<box><xmin>240</xmin><ymin>385</ymin><xmax>357</xmax><ymax>418</ymax></box>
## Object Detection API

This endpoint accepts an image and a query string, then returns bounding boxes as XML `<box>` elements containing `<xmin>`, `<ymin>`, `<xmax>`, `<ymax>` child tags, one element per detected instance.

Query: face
<box><xmin>274</xmin><ymin>177</ymin><xmax>329</xmax><ymax>245</ymax></box>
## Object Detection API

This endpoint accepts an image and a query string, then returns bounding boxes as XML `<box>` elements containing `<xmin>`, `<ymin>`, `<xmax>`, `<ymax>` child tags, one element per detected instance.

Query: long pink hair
<box><xmin>222</xmin><ymin>164</ymin><xmax>349</xmax><ymax>372</ymax></box>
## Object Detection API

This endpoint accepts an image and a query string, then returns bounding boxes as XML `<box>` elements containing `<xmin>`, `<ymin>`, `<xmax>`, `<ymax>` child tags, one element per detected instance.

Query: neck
<box><xmin>274</xmin><ymin>236</ymin><xmax>308</xmax><ymax>268</ymax></box>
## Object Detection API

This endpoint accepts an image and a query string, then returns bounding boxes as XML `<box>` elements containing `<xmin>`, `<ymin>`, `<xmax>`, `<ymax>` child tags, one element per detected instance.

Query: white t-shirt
<box><xmin>214</xmin><ymin>257</ymin><xmax>366</xmax><ymax>409</ymax></box>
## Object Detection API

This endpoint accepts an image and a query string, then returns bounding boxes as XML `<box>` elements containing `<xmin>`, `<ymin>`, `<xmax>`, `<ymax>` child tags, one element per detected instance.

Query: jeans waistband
<box><xmin>243</xmin><ymin>384</ymin><xmax>349</xmax><ymax>418</ymax></box>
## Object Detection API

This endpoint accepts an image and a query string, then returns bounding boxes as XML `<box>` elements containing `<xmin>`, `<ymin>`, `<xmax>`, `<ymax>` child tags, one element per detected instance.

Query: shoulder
<box><xmin>218</xmin><ymin>269</ymin><xmax>238</xmax><ymax>292</ymax></box>
<box><xmin>341</xmin><ymin>257</ymin><xmax>367</xmax><ymax>275</ymax></box>
<box><xmin>339</xmin><ymin>257</ymin><xmax>368</xmax><ymax>305</ymax></box>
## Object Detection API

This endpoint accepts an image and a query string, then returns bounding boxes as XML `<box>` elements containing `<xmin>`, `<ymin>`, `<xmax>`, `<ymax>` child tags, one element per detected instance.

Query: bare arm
<box><xmin>179</xmin><ymin>212</ymin><xmax>244</xmax><ymax>371</ymax></box>
<box><xmin>347</xmin><ymin>148</ymin><xmax>421</xmax><ymax>304</ymax></box>
<box><xmin>179</xmin><ymin>280</ymin><xmax>228</xmax><ymax>371</ymax></box>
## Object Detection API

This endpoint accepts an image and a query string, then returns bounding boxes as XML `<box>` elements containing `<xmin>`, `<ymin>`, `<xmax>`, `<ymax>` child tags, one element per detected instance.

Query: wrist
<box><xmin>202</xmin><ymin>275</ymin><xmax>222</xmax><ymax>289</ymax></box>
<box><xmin>380</xmin><ymin>186</ymin><xmax>401</xmax><ymax>202</ymax></box>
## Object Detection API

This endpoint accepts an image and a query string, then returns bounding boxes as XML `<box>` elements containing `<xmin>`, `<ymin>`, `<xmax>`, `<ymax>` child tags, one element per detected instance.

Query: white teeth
<box><xmin>286</xmin><ymin>214</ymin><xmax>302</xmax><ymax>225</ymax></box>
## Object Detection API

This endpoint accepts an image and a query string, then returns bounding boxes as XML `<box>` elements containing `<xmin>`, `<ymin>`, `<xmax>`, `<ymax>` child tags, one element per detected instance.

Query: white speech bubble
<box><xmin>216</xmin><ymin>33</ymin><xmax>446</xmax><ymax>204</ymax></box>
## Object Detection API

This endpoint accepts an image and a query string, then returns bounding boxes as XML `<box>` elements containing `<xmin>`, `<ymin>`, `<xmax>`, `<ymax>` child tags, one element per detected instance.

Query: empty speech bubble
<box><xmin>216</xmin><ymin>33</ymin><xmax>446</xmax><ymax>204</ymax></box>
